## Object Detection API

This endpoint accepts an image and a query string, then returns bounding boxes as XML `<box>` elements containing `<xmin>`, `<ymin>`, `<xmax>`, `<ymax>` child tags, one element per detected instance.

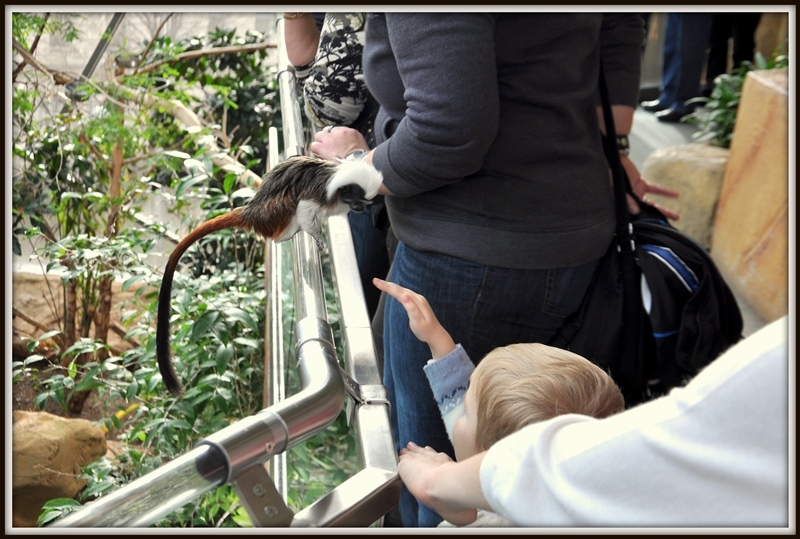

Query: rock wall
<box><xmin>12</xmin><ymin>411</ymin><xmax>108</xmax><ymax>527</ymax></box>
<box><xmin>642</xmin><ymin>143</ymin><xmax>730</xmax><ymax>249</ymax></box>
<box><xmin>710</xmin><ymin>69</ymin><xmax>789</xmax><ymax>323</ymax></box>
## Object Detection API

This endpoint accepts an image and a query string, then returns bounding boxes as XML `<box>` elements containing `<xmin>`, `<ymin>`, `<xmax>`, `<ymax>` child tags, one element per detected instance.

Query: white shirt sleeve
<box><xmin>480</xmin><ymin>317</ymin><xmax>790</xmax><ymax>527</ymax></box>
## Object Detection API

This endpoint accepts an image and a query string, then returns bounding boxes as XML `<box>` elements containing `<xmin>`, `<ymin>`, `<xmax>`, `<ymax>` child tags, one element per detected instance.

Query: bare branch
<box><xmin>12</xmin><ymin>37</ymin><xmax>72</xmax><ymax>85</ymax></box>
<box><xmin>135</xmin><ymin>13</ymin><xmax>175</xmax><ymax>71</ymax></box>
<box><xmin>111</xmin><ymin>321</ymin><xmax>141</xmax><ymax>348</ymax></box>
<box><xmin>132</xmin><ymin>41</ymin><xmax>276</xmax><ymax>76</ymax></box>
<box><xmin>12</xmin><ymin>13</ymin><xmax>50</xmax><ymax>81</ymax></box>
<box><xmin>129</xmin><ymin>88</ymin><xmax>264</xmax><ymax>187</ymax></box>
<box><xmin>13</xmin><ymin>306</ymin><xmax>53</xmax><ymax>335</ymax></box>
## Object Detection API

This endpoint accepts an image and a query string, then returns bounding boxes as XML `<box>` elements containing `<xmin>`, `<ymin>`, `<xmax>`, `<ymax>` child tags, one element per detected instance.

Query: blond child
<box><xmin>373</xmin><ymin>278</ymin><xmax>625</xmax><ymax>527</ymax></box>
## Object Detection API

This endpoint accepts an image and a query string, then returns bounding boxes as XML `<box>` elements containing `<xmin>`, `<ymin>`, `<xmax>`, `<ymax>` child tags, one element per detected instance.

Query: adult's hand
<box><xmin>310</xmin><ymin>125</ymin><xmax>368</xmax><ymax>161</ymax></box>
<box><xmin>622</xmin><ymin>153</ymin><xmax>680</xmax><ymax>221</ymax></box>
<box><xmin>398</xmin><ymin>441</ymin><xmax>481</xmax><ymax>526</ymax></box>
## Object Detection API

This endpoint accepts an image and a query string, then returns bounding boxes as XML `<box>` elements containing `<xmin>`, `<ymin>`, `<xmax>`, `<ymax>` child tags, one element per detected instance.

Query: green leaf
<box><xmin>37</xmin><ymin>498</ymin><xmax>83</xmax><ymax>526</ymax></box>
<box><xmin>175</xmin><ymin>175</ymin><xmax>208</xmax><ymax>198</ymax></box>
<box><xmin>34</xmin><ymin>393</ymin><xmax>51</xmax><ymax>409</ymax></box>
<box><xmin>223</xmin><ymin>173</ymin><xmax>237</xmax><ymax>194</ymax></box>
<box><xmin>73</xmin><ymin>376</ymin><xmax>104</xmax><ymax>392</ymax></box>
<box><xmin>216</xmin><ymin>342</ymin><xmax>233</xmax><ymax>364</ymax></box>
<box><xmin>164</xmin><ymin>150</ymin><xmax>191</xmax><ymax>159</ymax></box>
<box><xmin>164</xmin><ymin>418</ymin><xmax>193</xmax><ymax>430</ymax></box>
<box><xmin>121</xmin><ymin>274</ymin><xmax>146</xmax><ymax>291</ymax></box>
<box><xmin>224</xmin><ymin>307</ymin><xmax>256</xmax><ymax>330</ymax></box>
<box><xmin>191</xmin><ymin>309</ymin><xmax>220</xmax><ymax>341</ymax></box>
<box><xmin>24</xmin><ymin>354</ymin><xmax>45</xmax><ymax>365</ymax></box>
<box><xmin>232</xmin><ymin>337</ymin><xmax>260</xmax><ymax>350</ymax></box>
<box><xmin>216</xmin><ymin>387</ymin><xmax>233</xmax><ymax>401</ymax></box>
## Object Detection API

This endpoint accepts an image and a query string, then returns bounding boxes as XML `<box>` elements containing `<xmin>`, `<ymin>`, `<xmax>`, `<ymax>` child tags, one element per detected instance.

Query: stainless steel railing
<box><xmin>51</xmin><ymin>15</ymin><xmax>398</xmax><ymax>528</ymax></box>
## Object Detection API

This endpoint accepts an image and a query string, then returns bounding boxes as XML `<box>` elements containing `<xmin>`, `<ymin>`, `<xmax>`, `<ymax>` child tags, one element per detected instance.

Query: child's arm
<box><xmin>374</xmin><ymin>278</ymin><xmax>471</xmax><ymax>446</ymax></box>
<box><xmin>372</xmin><ymin>278</ymin><xmax>456</xmax><ymax>359</ymax></box>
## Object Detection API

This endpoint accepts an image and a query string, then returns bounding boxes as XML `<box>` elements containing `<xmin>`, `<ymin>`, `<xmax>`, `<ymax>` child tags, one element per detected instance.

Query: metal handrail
<box><xmin>50</xmin><ymin>15</ymin><xmax>398</xmax><ymax>528</ymax></box>
<box><xmin>274</xmin><ymin>16</ymin><xmax>400</xmax><ymax>526</ymax></box>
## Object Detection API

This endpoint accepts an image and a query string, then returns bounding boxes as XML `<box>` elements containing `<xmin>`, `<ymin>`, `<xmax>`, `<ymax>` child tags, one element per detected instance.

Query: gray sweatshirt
<box><xmin>364</xmin><ymin>13</ymin><xmax>644</xmax><ymax>269</ymax></box>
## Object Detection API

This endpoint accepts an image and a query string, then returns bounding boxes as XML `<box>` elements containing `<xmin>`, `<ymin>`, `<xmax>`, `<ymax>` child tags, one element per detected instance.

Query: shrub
<box><xmin>685</xmin><ymin>52</ymin><xmax>789</xmax><ymax>148</ymax></box>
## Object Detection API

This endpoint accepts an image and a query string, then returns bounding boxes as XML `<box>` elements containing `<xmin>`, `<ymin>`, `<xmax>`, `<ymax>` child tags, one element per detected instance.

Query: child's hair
<box><xmin>471</xmin><ymin>343</ymin><xmax>624</xmax><ymax>451</ymax></box>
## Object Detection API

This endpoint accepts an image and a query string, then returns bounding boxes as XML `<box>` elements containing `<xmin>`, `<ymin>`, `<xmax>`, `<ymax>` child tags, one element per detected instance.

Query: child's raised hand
<box><xmin>373</xmin><ymin>278</ymin><xmax>456</xmax><ymax>359</ymax></box>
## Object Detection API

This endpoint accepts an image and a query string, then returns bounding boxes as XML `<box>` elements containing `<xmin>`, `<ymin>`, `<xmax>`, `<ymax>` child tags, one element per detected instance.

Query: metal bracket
<box><xmin>233</xmin><ymin>464</ymin><xmax>294</xmax><ymax>527</ymax></box>
<box><xmin>340</xmin><ymin>368</ymin><xmax>391</xmax><ymax>427</ymax></box>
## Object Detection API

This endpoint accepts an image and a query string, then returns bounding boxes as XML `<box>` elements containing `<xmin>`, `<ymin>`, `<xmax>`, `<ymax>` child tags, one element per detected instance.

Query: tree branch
<box><xmin>12</xmin><ymin>37</ymin><xmax>73</xmax><ymax>85</ymax></box>
<box><xmin>16</xmin><ymin>32</ymin><xmax>268</xmax><ymax>190</ymax></box>
<box><xmin>134</xmin><ymin>13</ymin><xmax>175</xmax><ymax>71</ymax></box>
<box><xmin>12</xmin><ymin>13</ymin><xmax>50</xmax><ymax>81</ymax></box>
<box><xmin>132</xmin><ymin>41</ymin><xmax>276</xmax><ymax>76</ymax></box>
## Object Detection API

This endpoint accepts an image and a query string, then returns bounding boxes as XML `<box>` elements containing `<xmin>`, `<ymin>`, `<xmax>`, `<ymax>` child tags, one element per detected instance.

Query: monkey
<box><xmin>156</xmin><ymin>155</ymin><xmax>383</xmax><ymax>396</ymax></box>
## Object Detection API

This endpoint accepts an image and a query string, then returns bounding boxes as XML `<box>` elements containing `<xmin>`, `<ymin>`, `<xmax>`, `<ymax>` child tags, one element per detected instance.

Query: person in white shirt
<box><xmin>397</xmin><ymin>315</ymin><xmax>790</xmax><ymax>527</ymax></box>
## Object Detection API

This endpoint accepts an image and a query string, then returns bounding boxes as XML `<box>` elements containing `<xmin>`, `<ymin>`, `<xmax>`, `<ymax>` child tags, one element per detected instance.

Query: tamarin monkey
<box><xmin>157</xmin><ymin>155</ymin><xmax>383</xmax><ymax>396</ymax></box>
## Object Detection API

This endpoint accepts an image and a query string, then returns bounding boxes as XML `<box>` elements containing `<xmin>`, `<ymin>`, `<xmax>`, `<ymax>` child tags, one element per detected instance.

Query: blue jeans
<box><xmin>348</xmin><ymin>204</ymin><xmax>390</xmax><ymax>320</ymax></box>
<box><xmin>382</xmin><ymin>242</ymin><xmax>599</xmax><ymax>527</ymax></box>
<box><xmin>659</xmin><ymin>13</ymin><xmax>714</xmax><ymax>107</ymax></box>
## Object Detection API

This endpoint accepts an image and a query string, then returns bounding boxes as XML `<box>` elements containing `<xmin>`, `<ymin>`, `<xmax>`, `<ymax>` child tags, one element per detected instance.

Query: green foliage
<box><xmin>37</xmin><ymin>499</ymin><xmax>83</xmax><ymax>527</ymax></box>
<box><xmin>17</xmin><ymin>16</ymin><xmax>360</xmax><ymax>528</ymax></box>
<box><xmin>685</xmin><ymin>52</ymin><xmax>789</xmax><ymax>148</ymax></box>
<box><xmin>12</xmin><ymin>14</ymin><xmax>366</xmax><ymax>527</ymax></box>
<box><xmin>12</xmin><ymin>12</ymin><xmax>80</xmax><ymax>48</ymax></box>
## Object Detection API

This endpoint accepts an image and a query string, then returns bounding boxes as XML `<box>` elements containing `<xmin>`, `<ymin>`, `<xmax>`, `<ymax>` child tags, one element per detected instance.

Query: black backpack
<box><xmin>548</xmin><ymin>68</ymin><xmax>744</xmax><ymax>406</ymax></box>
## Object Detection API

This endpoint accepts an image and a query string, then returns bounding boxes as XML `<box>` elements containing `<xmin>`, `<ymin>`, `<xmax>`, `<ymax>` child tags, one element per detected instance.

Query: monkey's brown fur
<box><xmin>157</xmin><ymin>156</ymin><xmax>381</xmax><ymax>396</ymax></box>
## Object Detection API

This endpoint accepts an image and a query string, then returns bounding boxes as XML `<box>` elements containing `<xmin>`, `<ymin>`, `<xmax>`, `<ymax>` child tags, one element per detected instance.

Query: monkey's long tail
<box><xmin>156</xmin><ymin>208</ymin><xmax>250</xmax><ymax>396</ymax></box>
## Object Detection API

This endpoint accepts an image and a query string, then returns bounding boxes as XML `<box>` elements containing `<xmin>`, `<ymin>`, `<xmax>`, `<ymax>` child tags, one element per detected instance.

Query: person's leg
<box><xmin>731</xmin><ymin>13</ymin><xmax>762</xmax><ymax>68</ymax></box>
<box><xmin>658</xmin><ymin>13</ymin><xmax>681</xmax><ymax>107</ymax></box>
<box><xmin>656</xmin><ymin>13</ymin><xmax>714</xmax><ymax>121</ymax></box>
<box><xmin>467</xmin><ymin>262</ymin><xmax>600</xmax><ymax>361</ymax></box>
<box><xmin>644</xmin><ymin>13</ymin><xmax>680</xmax><ymax>112</ymax></box>
<box><xmin>383</xmin><ymin>243</ymin><xmax>485</xmax><ymax>526</ymax></box>
<box><xmin>347</xmin><ymin>205</ymin><xmax>390</xmax><ymax>320</ymax></box>
<box><xmin>704</xmin><ymin>14</ymin><xmax>732</xmax><ymax>96</ymax></box>
<box><xmin>674</xmin><ymin>13</ymin><xmax>714</xmax><ymax>104</ymax></box>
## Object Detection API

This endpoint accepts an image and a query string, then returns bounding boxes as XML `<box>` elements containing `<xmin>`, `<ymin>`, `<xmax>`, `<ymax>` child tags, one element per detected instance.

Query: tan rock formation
<box><xmin>642</xmin><ymin>143</ymin><xmax>730</xmax><ymax>249</ymax></box>
<box><xmin>711</xmin><ymin>69</ymin><xmax>788</xmax><ymax>323</ymax></box>
<box><xmin>12</xmin><ymin>411</ymin><xmax>107</xmax><ymax>527</ymax></box>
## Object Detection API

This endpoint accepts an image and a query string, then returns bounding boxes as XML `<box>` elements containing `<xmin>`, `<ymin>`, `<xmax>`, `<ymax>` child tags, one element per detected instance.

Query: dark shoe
<box><xmin>655</xmin><ymin>105</ymin><xmax>695</xmax><ymax>123</ymax></box>
<box><xmin>641</xmin><ymin>99</ymin><xmax>670</xmax><ymax>113</ymax></box>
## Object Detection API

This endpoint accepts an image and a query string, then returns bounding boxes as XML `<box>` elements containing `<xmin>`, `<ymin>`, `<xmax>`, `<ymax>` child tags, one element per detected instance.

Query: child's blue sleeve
<box><xmin>423</xmin><ymin>344</ymin><xmax>474</xmax><ymax>444</ymax></box>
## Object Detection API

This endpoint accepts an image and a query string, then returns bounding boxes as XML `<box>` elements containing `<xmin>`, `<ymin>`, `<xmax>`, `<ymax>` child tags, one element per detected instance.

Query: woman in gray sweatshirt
<box><xmin>310</xmin><ymin>12</ymin><xmax>673</xmax><ymax>527</ymax></box>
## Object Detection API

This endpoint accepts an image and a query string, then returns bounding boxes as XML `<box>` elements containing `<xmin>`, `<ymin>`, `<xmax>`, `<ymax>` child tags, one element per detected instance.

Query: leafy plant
<box><xmin>685</xmin><ymin>52</ymin><xmax>789</xmax><ymax>148</ymax></box>
<box><xmin>15</xmin><ymin>13</ymin><xmax>359</xmax><ymax>528</ymax></box>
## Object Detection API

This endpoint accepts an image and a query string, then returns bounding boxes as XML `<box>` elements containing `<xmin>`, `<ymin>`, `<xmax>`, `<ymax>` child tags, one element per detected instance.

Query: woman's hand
<box><xmin>309</xmin><ymin>125</ymin><xmax>369</xmax><ymax>161</ymax></box>
<box><xmin>622</xmin><ymin>154</ymin><xmax>680</xmax><ymax>221</ymax></box>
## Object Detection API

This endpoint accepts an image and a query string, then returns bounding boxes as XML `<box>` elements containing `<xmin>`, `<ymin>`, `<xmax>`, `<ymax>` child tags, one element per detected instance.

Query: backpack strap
<box><xmin>597</xmin><ymin>65</ymin><xmax>634</xmax><ymax>250</ymax></box>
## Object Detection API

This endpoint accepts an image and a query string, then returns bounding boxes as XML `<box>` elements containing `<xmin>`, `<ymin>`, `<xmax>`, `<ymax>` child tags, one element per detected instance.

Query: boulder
<box><xmin>641</xmin><ymin>143</ymin><xmax>730</xmax><ymax>249</ymax></box>
<box><xmin>711</xmin><ymin>69</ymin><xmax>788</xmax><ymax>323</ymax></box>
<box><xmin>12</xmin><ymin>411</ymin><xmax>107</xmax><ymax>527</ymax></box>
